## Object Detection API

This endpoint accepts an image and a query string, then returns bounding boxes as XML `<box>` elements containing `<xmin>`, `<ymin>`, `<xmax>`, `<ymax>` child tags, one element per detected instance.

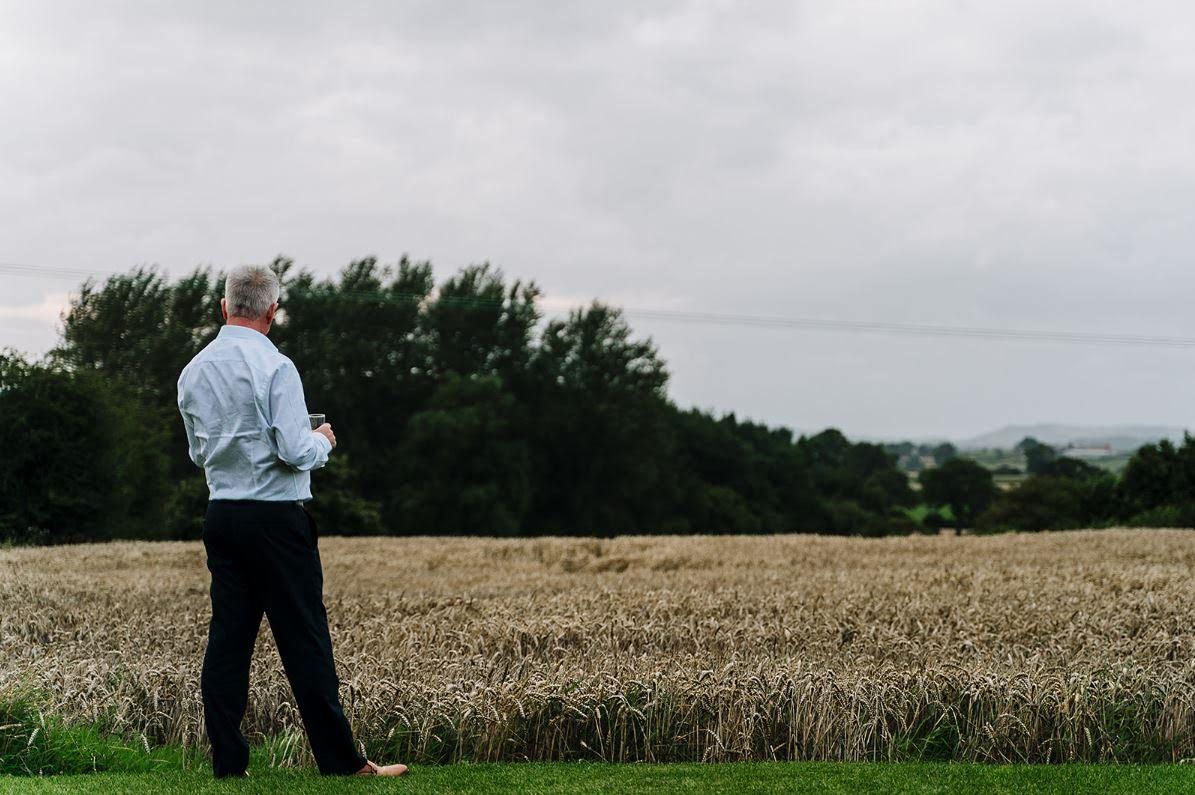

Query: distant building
<box><xmin>1061</xmin><ymin>444</ymin><xmax>1114</xmax><ymax>459</ymax></box>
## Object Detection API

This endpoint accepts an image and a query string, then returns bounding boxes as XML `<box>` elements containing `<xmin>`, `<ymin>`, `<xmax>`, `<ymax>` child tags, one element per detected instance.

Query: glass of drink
<box><xmin>308</xmin><ymin>413</ymin><xmax>326</xmax><ymax>430</ymax></box>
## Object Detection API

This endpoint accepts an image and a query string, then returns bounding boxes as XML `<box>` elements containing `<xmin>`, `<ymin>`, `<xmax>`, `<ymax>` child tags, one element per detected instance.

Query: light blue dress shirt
<box><xmin>177</xmin><ymin>325</ymin><xmax>332</xmax><ymax>502</ymax></box>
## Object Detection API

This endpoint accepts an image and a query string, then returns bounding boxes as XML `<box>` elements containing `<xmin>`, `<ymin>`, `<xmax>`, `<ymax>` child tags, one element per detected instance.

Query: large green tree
<box><xmin>394</xmin><ymin>375</ymin><xmax>531</xmax><ymax>535</ymax></box>
<box><xmin>977</xmin><ymin>473</ymin><xmax>1118</xmax><ymax>533</ymax></box>
<box><xmin>1016</xmin><ymin>437</ymin><xmax>1058</xmax><ymax>475</ymax></box>
<box><xmin>527</xmin><ymin>303</ymin><xmax>676</xmax><ymax>536</ymax></box>
<box><xmin>1118</xmin><ymin>436</ymin><xmax>1195</xmax><ymax>525</ymax></box>
<box><xmin>0</xmin><ymin>357</ymin><xmax>171</xmax><ymax>544</ymax></box>
<box><xmin>797</xmin><ymin>430</ymin><xmax>915</xmax><ymax>533</ymax></box>
<box><xmin>920</xmin><ymin>459</ymin><xmax>998</xmax><ymax>535</ymax></box>
<box><xmin>422</xmin><ymin>263</ymin><xmax>541</xmax><ymax>383</ymax></box>
<box><xmin>670</xmin><ymin>411</ymin><xmax>825</xmax><ymax>534</ymax></box>
<box><xmin>53</xmin><ymin>267</ymin><xmax>222</xmax><ymax>481</ymax></box>
<box><xmin>274</xmin><ymin>257</ymin><xmax>434</xmax><ymax>523</ymax></box>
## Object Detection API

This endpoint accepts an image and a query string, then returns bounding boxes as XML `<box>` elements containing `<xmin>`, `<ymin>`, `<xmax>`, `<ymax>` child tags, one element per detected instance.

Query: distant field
<box><xmin>963</xmin><ymin>449</ymin><xmax>1135</xmax><ymax>477</ymax></box>
<box><xmin>902</xmin><ymin>503</ymin><xmax>955</xmax><ymax>522</ymax></box>
<box><xmin>993</xmin><ymin>473</ymin><xmax>1027</xmax><ymax>490</ymax></box>
<box><xmin>3</xmin><ymin>530</ymin><xmax>1195</xmax><ymax>770</ymax></box>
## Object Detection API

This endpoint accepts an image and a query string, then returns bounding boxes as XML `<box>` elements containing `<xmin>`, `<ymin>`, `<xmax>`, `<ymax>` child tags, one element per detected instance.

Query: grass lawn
<box><xmin>5</xmin><ymin>762</ymin><xmax>1195</xmax><ymax>794</ymax></box>
<box><xmin>3</xmin><ymin>703</ymin><xmax>1191</xmax><ymax>793</ymax></box>
<box><xmin>903</xmin><ymin>503</ymin><xmax>955</xmax><ymax>523</ymax></box>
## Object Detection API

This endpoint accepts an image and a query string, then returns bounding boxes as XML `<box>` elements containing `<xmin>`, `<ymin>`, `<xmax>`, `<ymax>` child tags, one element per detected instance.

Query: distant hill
<box><xmin>958</xmin><ymin>424</ymin><xmax>1188</xmax><ymax>453</ymax></box>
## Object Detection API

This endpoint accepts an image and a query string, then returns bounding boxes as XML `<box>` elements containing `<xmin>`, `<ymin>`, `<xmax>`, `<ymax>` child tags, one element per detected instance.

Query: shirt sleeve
<box><xmin>268</xmin><ymin>359</ymin><xmax>331</xmax><ymax>472</ymax></box>
<box><xmin>180</xmin><ymin>407</ymin><xmax>206</xmax><ymax>467</ymax></box>
<box><xmin>177</xmin><ymin>374</ymin><xmax>206</xmax><ymax>468</ymax></box>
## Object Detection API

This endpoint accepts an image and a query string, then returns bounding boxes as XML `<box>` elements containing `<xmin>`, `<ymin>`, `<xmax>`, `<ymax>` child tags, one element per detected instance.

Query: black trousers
<box><xmin>200</xmin><ymin>499</ymin><xmax>367</xmax><ymax>777</ymax></box>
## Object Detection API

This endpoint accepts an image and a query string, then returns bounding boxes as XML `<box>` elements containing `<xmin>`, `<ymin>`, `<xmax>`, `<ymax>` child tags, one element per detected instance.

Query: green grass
<box><xmin>6</xmin><ymin>695</ymin><xmax>1195</xmax><ymax>792</ymax></box>
<box><xmin>7</xmin><ymin>761</ymin><xmax>1195</xmax><ymax>794</ymax></box>
<box><xmin>0</xmin><ymin>696</ymin><xmax>198</xmax><ymax>777</ymax></box>
<box><xmin>904</xmin><ymin>503</ymin><xmax>955</xmax><ymax>523</ymax></box>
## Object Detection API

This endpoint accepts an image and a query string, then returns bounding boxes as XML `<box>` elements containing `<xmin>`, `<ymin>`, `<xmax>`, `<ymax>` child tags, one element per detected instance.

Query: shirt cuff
<box><xmin>312</xmin><ymin>431</ymin><xmax>333</xmax><ymax>456</ymax></box>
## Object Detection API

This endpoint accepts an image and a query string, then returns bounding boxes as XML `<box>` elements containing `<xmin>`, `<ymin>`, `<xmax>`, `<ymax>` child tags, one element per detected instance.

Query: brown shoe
<box><xmin>355</xmin><ymin>760</ymin><xmax>408</xmax><ymax>776</ymax></box>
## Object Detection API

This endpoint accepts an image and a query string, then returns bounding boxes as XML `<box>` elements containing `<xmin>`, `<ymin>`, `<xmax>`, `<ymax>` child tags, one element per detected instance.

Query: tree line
<box><xmin>1</xmin><ymin>259</ymin><xmax>1190</xmax><ymax>544</ymax></box>
<box><xmin>1</xmin><ymin>258</ymin><xmax>920</xmax><ymax>544</ymax></box>
<box><xmin>907</xmin><ymin>435</ymin><xmax>1195</xmax><ymax>534</ymax></box>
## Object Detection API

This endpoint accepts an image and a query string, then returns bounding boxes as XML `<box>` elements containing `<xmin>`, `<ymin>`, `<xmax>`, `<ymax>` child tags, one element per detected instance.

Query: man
<box><xmin>177</xmin><ymin>264</ymin><xmax>405</xmax><ymax>778</ymax></box>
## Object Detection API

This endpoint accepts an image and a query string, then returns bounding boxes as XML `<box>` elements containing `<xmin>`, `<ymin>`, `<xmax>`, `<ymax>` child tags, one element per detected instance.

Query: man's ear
<box><xmin>220</xmin><ymin>298</ymin><xmax>229</xmax><ymax>321</ymax></box>
<box><xmin>265</xmin><ymin>303</ymin><xmax>277</xmax><ymax>327</ymax></box>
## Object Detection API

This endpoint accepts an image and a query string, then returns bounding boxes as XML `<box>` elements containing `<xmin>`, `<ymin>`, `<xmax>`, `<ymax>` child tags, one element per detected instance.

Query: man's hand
<box><xmin>314</xmin><ymin>423</ymin><xmax>337</xmax><ymax>449</ymax></box>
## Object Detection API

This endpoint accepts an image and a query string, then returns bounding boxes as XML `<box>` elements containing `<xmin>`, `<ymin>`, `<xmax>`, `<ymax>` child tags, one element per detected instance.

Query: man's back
<box><xmin>187</xmin><ymin>264</ymin><xmax>400</xmax><ymax>779</ymax></box>
<box><xmin>178</xmin><ymin>324</ymin><xmax>330</xmax><ymax>501</ymax></box>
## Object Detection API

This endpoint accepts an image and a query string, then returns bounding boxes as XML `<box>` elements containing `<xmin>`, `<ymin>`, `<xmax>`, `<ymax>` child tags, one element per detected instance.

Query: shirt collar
<box><xmin>218</xmin><ymin>324</ymin><xmax>278</xmax><ymax>350</ymax></box>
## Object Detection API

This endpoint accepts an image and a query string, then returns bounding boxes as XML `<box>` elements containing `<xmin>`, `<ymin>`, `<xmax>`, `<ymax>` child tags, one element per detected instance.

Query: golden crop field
<box><xmin>3</xmin><ymin>529</ymin><xmax>1195</xmax><ymax>765</ymax></box>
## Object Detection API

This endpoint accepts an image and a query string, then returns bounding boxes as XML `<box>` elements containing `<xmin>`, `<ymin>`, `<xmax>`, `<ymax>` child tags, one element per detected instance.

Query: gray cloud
<box><xmin>3</xmin><ymin>1</ymin><xmax>1195</xmax><ymax>438</ymax></box>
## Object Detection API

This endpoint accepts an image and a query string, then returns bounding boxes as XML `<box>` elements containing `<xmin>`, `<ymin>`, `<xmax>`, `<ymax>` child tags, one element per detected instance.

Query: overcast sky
<box><xmin>3</xmin><ymin>1</ymin><xmax>1195</xmax><ymax>440</ymax></box>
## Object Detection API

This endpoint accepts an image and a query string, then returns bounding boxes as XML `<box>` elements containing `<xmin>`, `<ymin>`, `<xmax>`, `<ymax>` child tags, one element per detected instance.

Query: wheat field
<box><xmin>3</xmin><ymin>529</ymin><xmax>1195</xmax><ymax>765</ymax></box>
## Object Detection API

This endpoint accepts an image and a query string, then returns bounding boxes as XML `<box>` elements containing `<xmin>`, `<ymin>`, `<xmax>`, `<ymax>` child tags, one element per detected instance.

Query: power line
<box><xmin>619</xmin><ymin>308</ymin><xmax>1195</xmax><ymax>349</ymax></box>
<box><xmin>284</xmin><ymin>286</ymin><xmax>1195</xmax><ymax>349</ymax></box>
<box><xmin>3</xmin><ymin>260</ymin><xmax>1195</xmax><ymax>350</ymax></box>
<box><xmin>0</xmin><ymin>262</ymin><xmax>145</xmax><ymax>280</ymax></box>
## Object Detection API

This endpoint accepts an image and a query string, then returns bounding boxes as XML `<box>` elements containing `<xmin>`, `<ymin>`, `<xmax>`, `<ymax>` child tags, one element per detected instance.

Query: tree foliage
<box><xmin>919</xmin><ymin>458</ymin><xmax>998</xmax><ymax>534</ymax></box>
<box><xmin>3</xmin><ymin>259</ymin><xmax>936</xmax><ymax>543</ymax></box>
<box><xmin>976</xmin><ymin>475</ymin><xmax>1117</xmax><ymax>533</ymax></box>
<box><xmin>0</xmin><ymin>357</ymin><xmax>170</xmax><ymax>543</ymax></box>
<box><xmin>1118</xmin><ymin>436</ymin><xmax>1195</xmax><ymax>525</ymax></box>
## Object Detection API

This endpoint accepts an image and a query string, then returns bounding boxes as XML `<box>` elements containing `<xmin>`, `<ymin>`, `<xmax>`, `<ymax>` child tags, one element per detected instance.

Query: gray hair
<box><xmin>224</xmin><ymin>265</ymin><xmax>281</xmax><ymax>320</ymax></box>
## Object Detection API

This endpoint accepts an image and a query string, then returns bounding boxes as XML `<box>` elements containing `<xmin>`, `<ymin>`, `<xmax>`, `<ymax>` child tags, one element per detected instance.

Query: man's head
<box><xmin>222</xmin><ymin>265</ymin><xmax>280</xmax><ymax>332</ymax></box>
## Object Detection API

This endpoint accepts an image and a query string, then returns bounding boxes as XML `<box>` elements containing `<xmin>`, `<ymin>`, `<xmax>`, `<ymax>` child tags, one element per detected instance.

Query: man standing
<box><xmin>177</xmin><ymin>264</ymin><xmax>405</xmax><ymax>778</ymax></box>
